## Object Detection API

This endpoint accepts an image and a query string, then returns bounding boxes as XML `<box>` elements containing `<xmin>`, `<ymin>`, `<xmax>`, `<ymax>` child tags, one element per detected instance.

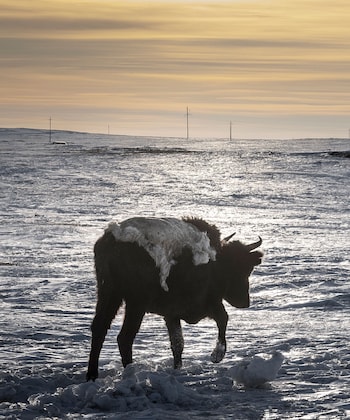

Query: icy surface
<box><xmin>0</xmin><ymin>128</ymin><xmax>349</xmax><ymax>419</ymax></box>
<box><xmin>108</xmin><ymin>217</ymin><xmax>216</xmax><ymax>291</ymax></box>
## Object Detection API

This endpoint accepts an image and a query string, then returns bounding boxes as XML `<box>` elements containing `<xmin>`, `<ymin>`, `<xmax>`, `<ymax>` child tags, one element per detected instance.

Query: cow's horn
<box><xmin>223</xmin><ymin>232</ymin><xmax>236</xmax><ymax>242</ymax></box>
<box><xmin>246</xmin><ymin>236</ymin><xmax>262</xmax><ymax>251</ymax></box>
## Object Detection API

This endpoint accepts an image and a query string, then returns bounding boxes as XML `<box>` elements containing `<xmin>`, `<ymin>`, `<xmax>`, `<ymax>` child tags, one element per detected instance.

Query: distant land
<box><xmin>0</xmin><ymin>127</ymin><xmax>349</xmax><ymax>142</ymax></box>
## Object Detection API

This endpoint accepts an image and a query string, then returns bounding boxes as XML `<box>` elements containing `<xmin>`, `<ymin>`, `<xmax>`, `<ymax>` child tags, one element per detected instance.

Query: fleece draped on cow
<box><xmin>106</xmin><ymin>217</ymin><xmax>217</xmax><ymax>291</ymax></box>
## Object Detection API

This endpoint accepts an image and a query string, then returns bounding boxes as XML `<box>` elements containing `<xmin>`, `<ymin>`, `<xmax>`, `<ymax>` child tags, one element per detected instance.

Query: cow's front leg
<box><xmin>165</xmin><ymin>317</ymin><xmax>184</xmax><ymax>369</ymax></box>
<box><xmin>210</xmin><ymin>303</ymin><xmax>228</xmax><ymax>363</ymax></box>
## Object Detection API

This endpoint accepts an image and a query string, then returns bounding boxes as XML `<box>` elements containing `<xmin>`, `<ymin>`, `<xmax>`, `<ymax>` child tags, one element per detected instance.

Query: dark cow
<box><xmin>87</xmin><ymin>217</ymin><xmax>263</xmax><ymax>381</ymax></box>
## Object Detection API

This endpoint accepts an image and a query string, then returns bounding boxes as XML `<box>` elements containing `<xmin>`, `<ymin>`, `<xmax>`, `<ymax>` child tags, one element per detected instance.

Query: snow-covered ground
<box><xmin>0</xmin><ymin>128</ymin><xmax>349</xmax><ymax>419</ymax></box>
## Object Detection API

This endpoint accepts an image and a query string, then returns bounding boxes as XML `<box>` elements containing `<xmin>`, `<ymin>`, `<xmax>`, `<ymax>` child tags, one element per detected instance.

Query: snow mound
<box><xmin>107</xmin><ymin>217</ymin><xmax>216</xmax><ymax>291</ymax></box>
<box><xmin>229</xmin><ymin>351</ymin><xmax>284</xmax><ymax>388</ymax></box>
<box><xmin>24</xmin><ymin>365</ymin><xmax>209</xmax><ymax>416</ymax></box>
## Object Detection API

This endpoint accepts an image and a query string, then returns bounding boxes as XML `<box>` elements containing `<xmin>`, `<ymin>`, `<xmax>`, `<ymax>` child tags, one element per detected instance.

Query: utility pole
<box><xmin>49</xmin><ymin>117</ymin><xmax>52</xmax><ymax>143</ymax></box>
<box><xmin>230</xmin><ymin>120</ymin><xmax>232</xmax><ymax>141</ymax></box>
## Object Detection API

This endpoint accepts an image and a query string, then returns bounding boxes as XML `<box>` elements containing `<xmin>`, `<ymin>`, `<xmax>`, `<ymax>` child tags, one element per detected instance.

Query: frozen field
<box><xmin>0</xmin><ymin>128</ymin><xmax>349</xmax><ymax>419</ymax></box>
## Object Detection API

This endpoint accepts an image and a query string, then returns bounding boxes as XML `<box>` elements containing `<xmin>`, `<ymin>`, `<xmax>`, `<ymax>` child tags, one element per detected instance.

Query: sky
<box><xmin>1</xmin><ymin>0</ymin><xmax>350</xmax><ymax>139</ymax></box>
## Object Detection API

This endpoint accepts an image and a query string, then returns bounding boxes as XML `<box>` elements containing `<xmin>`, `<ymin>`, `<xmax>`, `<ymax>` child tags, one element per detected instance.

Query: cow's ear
<box><xmin>251</xmin><ymin>251</ymin><xmax>263</xmax><ymax>266</ymax></box>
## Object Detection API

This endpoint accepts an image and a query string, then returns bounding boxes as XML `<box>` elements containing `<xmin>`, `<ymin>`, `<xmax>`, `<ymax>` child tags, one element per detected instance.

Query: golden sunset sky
<box><xmin>1</xmin><ymin>0</ymin><xmax>349</xmax><ymax>138</ymax></box>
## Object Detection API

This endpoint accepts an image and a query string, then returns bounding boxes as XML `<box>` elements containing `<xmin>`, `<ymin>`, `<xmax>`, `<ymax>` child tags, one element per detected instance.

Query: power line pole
<box><xmin>49</xmin><ymin>117</ymin><xmax>52</xmax><ymax>143</ymax></box>
<box><xmin>230</xmin><ymin>120</ymin><xmax>232</xmax><ymax>141</ymax></box>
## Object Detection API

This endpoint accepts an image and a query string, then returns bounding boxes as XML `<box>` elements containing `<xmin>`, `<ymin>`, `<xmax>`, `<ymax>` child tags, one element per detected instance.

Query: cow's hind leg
<box><xmin>210</xmin><ymin>303</ymin><xmax>228</xmax><ymax>363</ymax></box>
<box><xmin>87</xmin><ymin>293</ymin><xmax>122</xmax><ymax>381</ymax></box>
<box><xmin>165</xmin><ymin>317</ymin><xmax>184</xmax><ymax>369</ymax></box>
<box><xmin>117</xmin><ymin>303</ymin><xmax>145</xmax><ymax>367</ymax></box>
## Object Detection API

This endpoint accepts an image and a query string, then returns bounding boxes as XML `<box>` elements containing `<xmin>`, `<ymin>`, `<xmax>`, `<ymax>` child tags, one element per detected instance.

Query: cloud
<box><xmin>1</xmin><ymin>0</ymin><xmax>350</xmax><ymax>137</ymax></box>
<box><xmin>0</xmin><ymin>16</ymin><xmax>154</xmax><ymax>36</ymax></box>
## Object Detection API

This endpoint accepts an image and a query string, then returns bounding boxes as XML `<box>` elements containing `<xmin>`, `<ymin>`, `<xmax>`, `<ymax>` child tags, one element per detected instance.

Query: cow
<box><xmin>86</xmin><ymin>217</ymin><xmax>263</xmax><ymax>381</ymax></box>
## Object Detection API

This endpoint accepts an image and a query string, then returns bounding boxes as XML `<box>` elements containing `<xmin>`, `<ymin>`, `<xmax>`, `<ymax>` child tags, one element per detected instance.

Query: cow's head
<box><xmin>220</xmin><ymin>237</ymin><xmax>263</xmax><ymax>308</ymax></box>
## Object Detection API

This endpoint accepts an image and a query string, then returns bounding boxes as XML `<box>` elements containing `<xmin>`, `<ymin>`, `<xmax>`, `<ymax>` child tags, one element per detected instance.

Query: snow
<box><xmin>0</xmin><ymin>128</ymin><xmax>349</xmax><ymax>419</ymax></box>
<box><xmin>107</xmin><ymin>217</ymin><xmax>216</xmax><ymax>291</ymax></box>
<box><xmin>229</xmin><ymin>351</ymin><xmax>284</xmax><ymax>388</ymax></box>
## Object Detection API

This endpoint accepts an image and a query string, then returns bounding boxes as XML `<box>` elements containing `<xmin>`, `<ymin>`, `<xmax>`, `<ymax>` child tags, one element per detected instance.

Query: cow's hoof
<box><xmin>86</xmin><ymin>370</ymin><xmax>98</xmax><ymax>381</ymax></box>
<box><xmin>211</xmin><ymin>343</ymin><xmax>226</xmax><ymax>363</ymax></box>
<box><xmin>173</xmin><ymin>360</ymin><xmax>182</xmax><ymax>369</ymax></box>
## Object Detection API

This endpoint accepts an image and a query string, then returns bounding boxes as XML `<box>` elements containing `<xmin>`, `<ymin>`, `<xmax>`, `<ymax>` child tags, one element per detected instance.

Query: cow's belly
<box><xmin>146</xmin><ymin>294</ymin><xmax>210</xmax><ymax>325</ymax></box>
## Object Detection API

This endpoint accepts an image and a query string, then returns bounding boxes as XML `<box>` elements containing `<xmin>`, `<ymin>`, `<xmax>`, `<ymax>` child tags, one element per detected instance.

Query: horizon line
<box><xmin>0</xmin><ymin>126</ymin><xmax>348</xmax><ymax>142</ymax></box>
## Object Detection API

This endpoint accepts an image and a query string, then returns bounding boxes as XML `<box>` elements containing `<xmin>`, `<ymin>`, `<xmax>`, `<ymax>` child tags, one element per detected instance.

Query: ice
<box><xmin>0</xmin><ymin>128</ymin><xmax>349</xmax><ymax>419</ymax></box>
<box><xmin>107</xmin><ymin>217</ymin><xmax>216</xmax><ymax>291</ymax></box>
<box><xmin>229</xmin><ymin>351</ymin><xmax>284</xmax><ymax>388</ymax></box>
